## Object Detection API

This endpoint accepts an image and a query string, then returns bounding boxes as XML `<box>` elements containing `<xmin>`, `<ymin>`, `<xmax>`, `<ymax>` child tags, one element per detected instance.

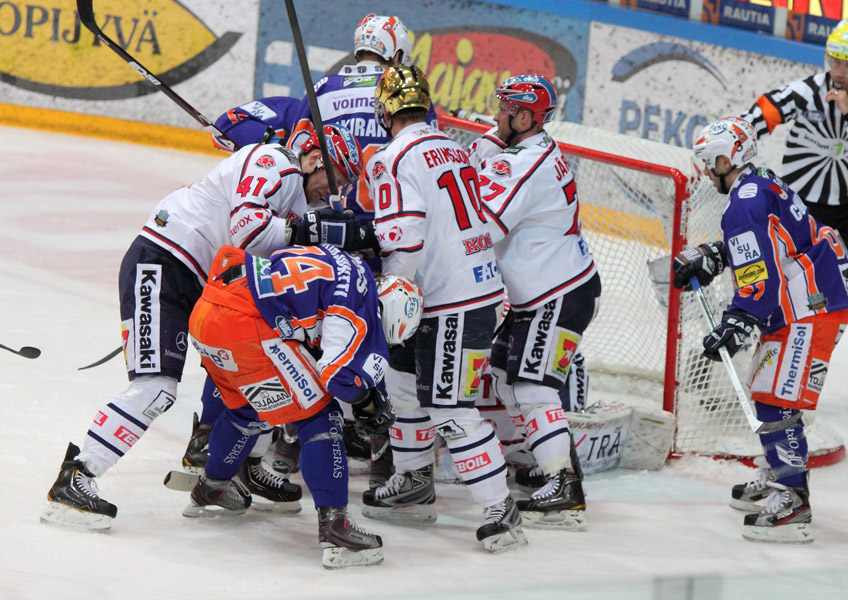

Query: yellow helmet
<box><xmin>826</xmin><ymin>19</ymin><xmax>848</xmax><ymax>61</ymax></box>
<box><xmin>375</xmin><ymin>65</ymin><xmax>430</xmax><ymax>130</ymax></box>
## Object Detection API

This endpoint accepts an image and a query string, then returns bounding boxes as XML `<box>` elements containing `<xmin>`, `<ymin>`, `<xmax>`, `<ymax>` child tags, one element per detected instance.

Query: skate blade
<box><xmin>321</xmin><ymin>546</ymin><xmax>384</xmax><ymax>569</ymax></box>
<box><xmin>251</xmin><ymin>499</ymin><xmax>302</xmax><ymax>513</ymax></box>
<box><xmin>742</xmin><ymin>522</ymin><xmax>814</xmax><ymax>544</ymax></box>
<box><xmin>520</xmin><ymin>509</ymin><xmax>587</xmax><ymax>531</ymax></box>
<box><xmin>40</xmin><ymin>501</ymin><xmax>112</xmax><ymax>532</ymax></box>
<box><xmin>361</xmin><ymin>503</ymin><xmax>437</xmax><ymax>523</ymax></box>
<box><xmin>729</xmin><ymin>498</ymin><xmax>763</xmax><ymax>512</ymax></box>
<box><xmin>481</xmin><ymin>527</ymin><xmax>529</xmax><ymax>554</ymax></box>
<box><xmin>181</xmin><ymin>504</ymin><xmax>248</xmax><ymax>518</ymax></box>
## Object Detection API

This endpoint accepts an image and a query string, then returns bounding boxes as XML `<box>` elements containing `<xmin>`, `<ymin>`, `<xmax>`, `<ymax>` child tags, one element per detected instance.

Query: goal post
<box><xmin>439</xmin><ymin>114</ymin><xmax>845</xmax><ymax>467</ymax></box>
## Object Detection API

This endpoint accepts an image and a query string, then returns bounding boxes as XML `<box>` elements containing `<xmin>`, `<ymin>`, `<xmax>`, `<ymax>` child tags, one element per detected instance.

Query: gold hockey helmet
<box><xmin>375</xmin><ymin>65</ymin><xmax>430</xmax><ymax>130</ymax></box>
<box><xmin>826</xmin><ymin>19</ymin><xmax>848</xmax><ymax>61</ymax></box>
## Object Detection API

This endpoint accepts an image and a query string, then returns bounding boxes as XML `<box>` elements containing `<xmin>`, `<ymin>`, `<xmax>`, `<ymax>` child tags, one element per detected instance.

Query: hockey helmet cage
<box><xmin>492</xmin><ymin>74</ymin><xmax>558</xmax><ymax>124</ymax></box>
<box><xmin>375</xmin><ymin>65</ymin><xmax>431</xmax><ymax>129</ymax></box>
<box><xmin>827</xmin><ymin>20</ymin><xmax>848</xmax><ymax>61</ymax></box>
<box><xmin>693</xmin><ymin>117</ymin><xmax>757</xmax><ymax>171</ymax></box>
<box><xmin>300</xmin><ymin>124</ymin><xmax>363</xmax><ymax>184</ymax></box>
<box><xmin>354</xmin><ymin>14</ymin><xmax>413</xmax><ymax>66</ymax></box>
<box><xmin>376</xmin><ymin>275</ymin><xmax>423</xmax><ymax>345</ymax></box>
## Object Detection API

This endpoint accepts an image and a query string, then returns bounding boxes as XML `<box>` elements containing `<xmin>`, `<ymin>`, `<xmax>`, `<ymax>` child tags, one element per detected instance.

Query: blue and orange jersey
<box><xmin>723</xmin><ymin>167</ymin><xmax>848</xmax><ymax>333</ymax></box>
<box><xmin>243</xmin><ymin>244</ymin><xmax>389</xmax><ymax>403</ymax></box>
<box><xmin>212</xmin><ymin>96</ymin><xmax>302</xmax><ymax>152</ymax></box>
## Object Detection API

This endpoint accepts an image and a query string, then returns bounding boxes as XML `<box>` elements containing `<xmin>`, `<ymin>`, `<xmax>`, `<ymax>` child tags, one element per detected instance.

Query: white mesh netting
<box><xmin>442</xmin><ymin>116</ymin><xmax>844</xmax><ymax>461</ymax></box>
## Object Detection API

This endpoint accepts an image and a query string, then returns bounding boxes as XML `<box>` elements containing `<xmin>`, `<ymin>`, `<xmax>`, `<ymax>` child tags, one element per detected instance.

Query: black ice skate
<box><xmin>742</xmin><ymin>482</ymin><xmax>813</xmax><ymax>544</ymax></box>
<box><xmin>343</xmin><ymin>419</ymin><xmax>371</xmax><ymax>468</ymax></box>
<box><xmin>182</xmin><ymin>474</ymin><xmax>252</xmax><ymax>518</ymax></box>
<box><xmin>476</xmin><ymin>495</ymin><xmax>528</xmax><ymax>553</ymax></box>
<box><xmin>239</xmin><ymin>456</ymin><xmax>302</xmax><ymax>513</ymax></box>
<box><xmin>369</xmin><ymin>432</ymin><xmax>395</xmax><ymax>489</ymax></box>
<box><xmin>730</xmin><ymin>467</ymin><xmax>775</xmax><ymax>511</ymax></box>
<box><xmin>514</xmin><ymin>464</ymin><xmax>546</xmax><ymax>491</ymax></box>
<box><xmin>271</xmin><ymin>424</ymin><xmax>300</xmax><ymax>475</ymax></box>
<box><xmin>41</xmin><ymin>442</ymin><xmax>118</xmax><ymax>531</ymax></box>
<box><xmin>181</xmin><ymin>412</ymin><xmax>211</xmax><ymax>475</ymax></box>
<box><xmin>318</xmin><ymin>506</ymin><xmax>384</xmax><ymax>569</ymax></box>
<box><xmin>361</xmin><ymin>464</ymin><xmax>437</xmax><ymax>523</ymax></box>
<box><xmin>516</xmin><ymin>468</ymin><xmax>587</xmax><ymax>531</ymax></box>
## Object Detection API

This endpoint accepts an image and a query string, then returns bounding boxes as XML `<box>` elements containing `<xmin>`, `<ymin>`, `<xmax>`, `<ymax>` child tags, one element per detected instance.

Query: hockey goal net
<box><xmin>439</xmin><ymin>114</ymin><xmax>845</xmax><ymax>467</ymax></box>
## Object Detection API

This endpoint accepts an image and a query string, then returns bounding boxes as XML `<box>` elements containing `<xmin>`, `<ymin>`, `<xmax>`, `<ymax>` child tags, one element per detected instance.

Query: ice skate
<box><xmin>742</xmin><ymin>482</ymin><xmax>813</xmax><ymax>544</ymax></box>
<box><xmin>239</xmin><ymin>456</ymin><xmax>302</xmax><ymax>512</ymax></box>
<box><xmin>730</xmin><ymin>466</ymin><xmax>775</xmax><ymax>511</ymax></box>
<box><xmin>41</xmin><ymin>442</ymin><xmax>117</xmax><ymax>531</ymax></box>
<box><xmin>270</xmin><ymin>424</ymin><xmax>300</xmax><ymax>475</ymax></box>
<box><xmin>343</xmin><ymin>420</ymin><xmax>371</xmax><ymax>471</ymax></box>
<box><xmin>361</xmin><ymin>464</ymin><xmax>437</xmax><ymax>523</ymax></box>
<box><xmin>514</xmin><ymin>464</ymin><xmax>546</xmax><ymax>491</ymax></box>
<box><xmin>476</xmin><ymin>495</ymin><xmax>528</xmax><ymax>553</ymax></box>
<box><xmin>182</xmin><ymin>474</ymin><xmax>252</xmax><ymax>518</ymax></box>
<box><xmin>318</xmin><ymin>507</ymin><xmax>384</xmax><ymax>569</ymax></box>
<box><xmin>181</xmin><ymin>412</ymin><xmax>211</xmax><ymax>475</ymax></box>
<box><xmin>368</xmin><ymin>432</ymin><xmax>395</xmax><ymax>489</ymax></box>
<box><xmin>516</xmin><ymin>468</ymin><xmax>587</xmax><ymax>531</ymax></box>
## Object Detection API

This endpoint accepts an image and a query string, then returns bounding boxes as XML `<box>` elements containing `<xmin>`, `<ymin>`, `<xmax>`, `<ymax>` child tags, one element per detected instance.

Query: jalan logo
<box><xmin>0</xmin><ymin>0</ymin><xmax>241</xmax><ymax>99</ymax></box>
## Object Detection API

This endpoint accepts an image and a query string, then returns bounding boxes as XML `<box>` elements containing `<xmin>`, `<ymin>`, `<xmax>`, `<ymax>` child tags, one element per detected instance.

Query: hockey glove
<box><xmin>672</xmin><ymin>241</ymin><xmax>727</xmax><ymax>291</ymax></box>
<box><xmin>292</xmin><ymin>208</ymin><xmax>380</xmax><ymax>255</ymax></box>
<box><xmin>702</xmin><ymin>309</ymin><xmax>758</xmax><ymax>362</ymax></box>
<box><xmin>351</xmin><ymin>387</ymin><xmax>396</xmax><ymax>435</ymax></box>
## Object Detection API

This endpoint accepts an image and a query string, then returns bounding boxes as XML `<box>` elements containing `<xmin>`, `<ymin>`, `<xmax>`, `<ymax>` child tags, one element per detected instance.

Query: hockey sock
<box><xmin>79</xmin><ymin>375</ymin><xmax>177</xmax><ymax>476</ymax></box>
<box><xmin>199</xmin><ymin>374</ymin><xmax>226</xmax><ymax>426</ymax></box>
<box><xmin>294</xmin><ymin>402</ymin><xmax>348</xmax><ymax>508</ymax></box>
<box><xmin>205</xmin><ymin>405</ymin><xmax>263</xmax><ymax>481</ymax></box>
<box><xmin>432</xmin><ymin>407</ymin><xmax>509</xmax><ymax>508</ymax></box>
<box><xmin>756</xmin><ymin>402</ymin><xmax>807</xmax><ymax>488</ymax></box>
<box><xmin>514</xmin><ymin>383</ymin><xmax>572</xmax><ymax>476</ymax></box>
<box><xmin>387</xmin><ymin>367</ymin><xmax>436</xmax><ymax>472</ymax></box>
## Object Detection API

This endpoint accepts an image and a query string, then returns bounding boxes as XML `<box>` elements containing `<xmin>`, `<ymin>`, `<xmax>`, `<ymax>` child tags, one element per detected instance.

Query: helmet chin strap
<box><xmin>505</xmin><ymin>112</ymin><xmax>535</xmax><ymax>146</ymax></box>
<box><xmin>710</xmin><ymin>165</ymin><xmax>733</xmax><ymax>195</ymax></box>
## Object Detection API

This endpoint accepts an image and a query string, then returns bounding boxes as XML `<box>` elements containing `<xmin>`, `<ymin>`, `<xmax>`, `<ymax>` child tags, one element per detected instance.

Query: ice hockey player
<box><xmin>739</xmin><ymin>19</ymin><xmax>848</xmax><ymax>243</ymax></box>
<box><xmin>285</xmin><ymin>13</ymin><xmax>437</xmax><ymax>487</ymax></box>
<box><xmin>470</xmin><ymin>74</ymin><xmax>600</xmax><ymax>531</ymax></box>
<box><xmin>356</xmin><ymin>64</ymin><xmax>526</xmax><ymax>553</ymax></box>
<box><xmin>672</xmin><ymin>116</ymin><xmax>848</xmax><ymax>544</ymax></box>
<box><xmin>40</xmin><ymin>124</ymin><xmax>363</xmax><ymax>531</ymax></box>
<box><xmin>184</xmin><ymin>243</ymin><xmax>419</xmax><ymax>568</ymax></box>
<box><xmin>210</xmin><ymin>96</ymin><xmax>303</xmax><ymax>152</ymax></box>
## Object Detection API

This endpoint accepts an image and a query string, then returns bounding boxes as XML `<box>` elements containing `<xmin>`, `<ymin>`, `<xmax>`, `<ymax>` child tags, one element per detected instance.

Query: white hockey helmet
<box><xmin>354</xmin><ymin>14</ymin><xmax>413</xmax><ymax>66</ymax></box>
<box><xmin>376</xmin><ymin>275</ymin><xmax>423</xmax><ymax>345</ymax></box>
<box><xmin>693</xmin><ymin>117</ymin><xmax>757</xmax><ymax>171</ymax></box>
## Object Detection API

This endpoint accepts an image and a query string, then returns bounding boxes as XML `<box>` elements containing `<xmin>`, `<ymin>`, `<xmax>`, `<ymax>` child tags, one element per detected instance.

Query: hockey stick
<box><xmin>78</xmin><ymin>346</ymin><xmax>122</xmax><ymax>370</ymax></box>
<box><xmin>0</xmin><ymin>343</ymin><xmax>41</xmax><ymax>359</ymax></box>
<box><xmin>690</xmin><ymin>278</ymin><xmax>802</xmax><ymax>434</ymax></box>
<box><xmin>283</xmin><ymin>0</ymin><xmax>343</xmax><ymax>213</ymax></box>
<box><xmin>75</xmin><ymin>0</ymin><xmax>237</xmax><ymax>152</ymax></box>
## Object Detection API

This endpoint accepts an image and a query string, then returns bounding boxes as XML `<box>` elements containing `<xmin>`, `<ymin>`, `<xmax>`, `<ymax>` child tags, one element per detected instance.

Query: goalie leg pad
<box><xmin>429</xmin><ymin>407</ymin><xmax>509</xmax><ymax>508</ymax></box>
<box><xmin>79</xmin><ymin>375</ymin><xmax>177</xmax><ymax>476</ymax></box>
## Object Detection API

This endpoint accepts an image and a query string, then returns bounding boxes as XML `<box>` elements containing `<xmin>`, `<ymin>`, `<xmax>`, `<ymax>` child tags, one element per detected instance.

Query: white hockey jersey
<box><xmin>365</xmin><ymin>123</ymin><xmax>504</xmax><ymax>317</ymax></box>
<box><xmin>140</xmin><ymin>143</ymin><xmax>307</xmax><ymax>284</ymax></box>
<box><xmin>472</xmin><ymin>128</ymin><xmax>597</xmax><ymax>311</ymax></box>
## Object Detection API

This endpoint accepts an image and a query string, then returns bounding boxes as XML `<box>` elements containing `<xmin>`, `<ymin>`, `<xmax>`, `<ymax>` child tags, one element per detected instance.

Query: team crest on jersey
<box><xmin>154</xmin><ymin>210</ymin><xmax>169</xmax><ymax>227</ymax></box>
<box><xmin>255</xmin><ymin>155</ymin><xmax>276</xmax><ymax>169</ymax></box>
<box><xmin>372</xmin><ymin>161</ymin><xmax>387</xmax><ymax>178</ymax></box>
<box><xmin>491</xmin><ymin>159</ymin><xmax>511</xmax><ymax>176</ymax></box>
<box><xmin>275</xmin><ymin>315</ymin><xmax>295</xmax><ymax>338</ymax></box>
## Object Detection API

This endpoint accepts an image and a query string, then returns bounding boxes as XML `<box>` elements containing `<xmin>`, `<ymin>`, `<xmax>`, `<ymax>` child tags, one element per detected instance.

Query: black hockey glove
<box><xmin>351</xmin><ymin>387</ymin><xmax>396</xmax><ymax>435</ymax></box>
<box><xmin>672</xmin><ymin>241</ymin><xmax>727</xmax><ymax>291</ymax></box>
<box><xmin>702</xmin><ymin>309</ymin><xmax>758</xmax><ymax>362</ymax></box>
<box><xmin>292</xmin><ymin>208</ymin><xmax>380</xmax><ymax>255</ymax></box>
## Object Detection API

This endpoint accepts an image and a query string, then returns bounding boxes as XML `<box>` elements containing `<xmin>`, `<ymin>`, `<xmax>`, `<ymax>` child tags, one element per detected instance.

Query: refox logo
<box><xmin>455</xmin><ymin>452</ymin><xmax>491</xmax><ymax>473</ymax></box>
